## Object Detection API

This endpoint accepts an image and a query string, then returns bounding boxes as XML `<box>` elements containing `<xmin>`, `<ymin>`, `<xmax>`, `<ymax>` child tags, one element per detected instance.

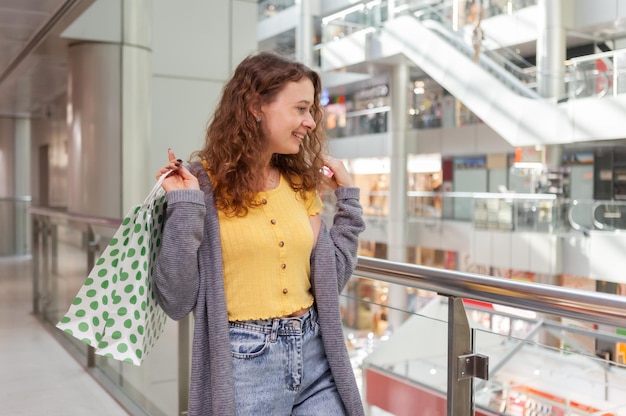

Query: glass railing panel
<box><xmin>50</xmin><ymin>225</ymin><xmax>88</xmax><ymax>322</ymax></box>
<box><xmin>326</xmin><ymin>107</ymin><xmax>389</xmax><ymax>139</ymax></box>
<box><xmin>87</xmin><ymin>225</ymin><xmax>180</xmax><ymax>416</ymax></box>
<box><xmin>513</xmin><ymin>198</ymin><xmax>561</xmax><ymax>233</ymax></box>
<box><xmin>565</xmin><ymin>49</ymin><xmax>626</xmax><ymax>100</ymax></box>
<box><xmin>31</xmin><ymin>211</ymin><xmax>179</xmax><ymax>416</ymax></box>
<box><xmin>94</xmin><ymin>319</ymin><xmax>179</xmax><ymax>416</ymax></box>
<box><xmin>593</xmin><ymin>201</ymin><xmax>626</xmax><ymax>231</ymax></box>
<box><xmin>567</xmin><ymin>199</ymin><xmax>594</xmax><ymax>234</ymax></box>
<box><xmin>408</xmin><ymin>192</ymin><xmax>476</xmax><ymax>222</ymax></box>
<box><xmin>321</xmin><ymin>1</ymin><xmax>387</xmax><ymax>43</ymax></box>
<box><xmin>567</xmin><ymin>199</ymin><xmax>626</xmax><ymax>233</ymax></box>
<box><xmin>481</xmin><ymin>0</ymin><xmax>538</xmax><ymax>19</ymax></box>
<box><xmin>341</xmin><ymin>276</ymin><xmax>451</xmax><ymax>414</ymax></box>
<box><xmin>405</xmin><ymin>1</ymin><xmax>538</xmax><ymax>95</ymax></box>
<box><xmin>257</xmin><ymin>0</ymin><xmax>296</xmax><ymax>21</ymax></box>
<box><xmin>473</xmin><ymin>314</ymin><xmax>626</xmax><ymax>415</ymax></box>
<box><xmin>30</xmin><ymin>202</ymin><xmax>626</xmax><ymax>415</ymax></box>
<box><xmin>407</xmin><ymin>192</ymin><xmax>563</xmax><ymax>232</ymax></box>
<box><xmin>38</xmin><ymin>220</ymin><xmax>92</xmax><ymax>359</ymax></box>
<box><xmin>0</xmin><ymin>197</ymin><xmax>31</xmax><ymax>256</ymax></box>
<box><xmin>617</xmin><ymin>49</ymin><xmax>626</xmax><ymax>95</ymax></box>
<box><xmin>407</xmin><ymin>191</ymin><xmax>442</xmax><ymax>219</ymax></box>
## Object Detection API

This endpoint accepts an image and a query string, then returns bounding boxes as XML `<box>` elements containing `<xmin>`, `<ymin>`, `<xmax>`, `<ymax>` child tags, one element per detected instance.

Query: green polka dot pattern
<box><xmin>56</xmin><ymin>176</ymin><xmax>169</xmax><ymax>366</ymax></box>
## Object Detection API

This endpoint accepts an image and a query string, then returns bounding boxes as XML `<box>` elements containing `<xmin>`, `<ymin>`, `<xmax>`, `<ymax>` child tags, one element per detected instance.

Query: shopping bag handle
<box><xmin>142</xmin><ymin>170</ymin><xmax>173</xmax><ymax>207</ymax></box>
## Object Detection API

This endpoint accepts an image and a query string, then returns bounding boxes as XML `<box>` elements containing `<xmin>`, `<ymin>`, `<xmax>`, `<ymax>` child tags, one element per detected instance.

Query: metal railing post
<box><xmin>32</xmin><ymin>216</ymin><xmax>40</xmax><ymax>315</ymax></box>
<box><xmin>447</xmin><ymin>296</ymin><xmax>473</xmax><ymax>415</ymax></box>
<box><xmin>447</xmin><ymin>296</ymin><xmax>488</xmax><ymax>415</ymax></box>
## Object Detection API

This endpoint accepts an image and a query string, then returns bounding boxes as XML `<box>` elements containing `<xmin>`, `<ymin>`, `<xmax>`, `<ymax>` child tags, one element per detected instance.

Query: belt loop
<box><xmin>270</xmin><ymin>318</ymin><xmax>280</xmax><ymax>342</ymax></box>
<box><xmin>303</xmin><ymin>307</ymin><xmax>314</xmax><ymax>331</ymax></box>
<box><xmin>309</xmin><ymin>306</ymin><xmax>316</xmax><ymax>328</ymax></box>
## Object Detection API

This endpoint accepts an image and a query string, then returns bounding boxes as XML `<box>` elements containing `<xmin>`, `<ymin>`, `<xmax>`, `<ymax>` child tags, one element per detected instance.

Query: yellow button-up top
<box><xmin>217</xmin><ymin>174</ymin><xmax>323</xmax><ymax>321</ymax></box>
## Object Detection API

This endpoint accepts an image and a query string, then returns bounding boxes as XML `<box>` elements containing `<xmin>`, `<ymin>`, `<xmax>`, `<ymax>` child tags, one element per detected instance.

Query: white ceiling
<box><xmin>0</xmin><ymin>1</ymin><xmax>624</xmax><ymax>120</ymax></box>
<box><xmin>0</xmin><ymin>0</ymin><xmax>94</xmax><ymax>118</ymax></box>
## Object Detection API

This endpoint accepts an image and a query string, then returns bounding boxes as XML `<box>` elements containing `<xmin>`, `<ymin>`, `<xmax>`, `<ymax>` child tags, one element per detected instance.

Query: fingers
<box><xmin>156</xmin><ymin>148</ymin><xmax>185</xmax><ymax>178</ymax></box>
<box><xmin>168</xmin><ymin>148</ymin><xmax>177</xmax><ymax>162</ymax></box>
<box><xmin>321</xmin><ymin>155</ymin><xmax>353</xmax><ymax>188</ymax></box>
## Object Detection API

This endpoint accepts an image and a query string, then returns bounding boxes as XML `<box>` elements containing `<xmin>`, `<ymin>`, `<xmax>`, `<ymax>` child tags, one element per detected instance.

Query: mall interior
<box><xmin>1</xmin><ymin>0</ymin><xmax>626</xmax><ymax>415</ymax></box>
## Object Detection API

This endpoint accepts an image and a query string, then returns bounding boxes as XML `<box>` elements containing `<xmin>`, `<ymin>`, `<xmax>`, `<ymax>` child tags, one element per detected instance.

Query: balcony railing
<box><xmin>0</xmin><ymin>196</ymin><xmax>31</xmax><ymax>256</ymax></box>
<box><xmin>320</xmin><ymin>0</ymin><xmax>624</xmax><ymax>104</ymax></box>
<box><xmin>30</xmin><ymin>204</ymin><xmax>626</xmax><ymax>415</ymax></box>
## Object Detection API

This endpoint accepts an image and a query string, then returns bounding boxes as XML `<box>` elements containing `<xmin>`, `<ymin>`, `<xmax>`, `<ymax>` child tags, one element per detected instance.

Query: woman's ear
<box><xmin>249</xmin><ymin>98</ymin><xmax>262</xmax><ymax>121</ymax></box>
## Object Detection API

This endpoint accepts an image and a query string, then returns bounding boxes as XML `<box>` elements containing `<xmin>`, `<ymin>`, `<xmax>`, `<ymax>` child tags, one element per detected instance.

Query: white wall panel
<box><xmin>412</xmin><ymin>222</ymin><xmax>442</xmax><ymax>249</ymax></box>
<box><xmin>488</xmin><ymin>169</ymin><xmax>507</xmax><ymax>192</ymax></box>
<box><xmin>477</xmin><ymin>126</ymin><xmax>514</xmax><ymax>155</ymax></box>
<box><xmin>572</xmin><ymin>0</ymin><xmax>626</xmax><ymax>28</ymax></box>
<box><xmin>152</xmin><ymin>0</ymin><xmax>230</xmax><ymax>80</ymax></box>
<box><xmin>329</xmin><ymin>133</ymin><xmax>388</xmax><ymax>159</ymax></box>
<box><xmin>232</xmin><ymin>0</ymin><xmax>259</xmax><ymax>68</ymax></box>
<box><xmin>439</xmin><ymin>221</ymin><xmax>473</xmax><ymax>252</ymax></box>
<box><xmin>442</xmin><ymin>125</ymin><xmax>478</xmax><ymax>155</ymax></box>
<box><xmin>561</xmin><ymin>235</ymin><xmax>591</xmax><ymax>277</ymax></box>
<box><xmin>589</xmin><ymin>233</ymin><xmax>626</xmax><ymax>284</ymax></box>
<box><xmin>473</xmin><ymin>230</ymin><xmax>492</xmax><ymax>265</ymax></box>
<box><xmin>529</xmin><ymin>234</ymin><xmax>558</xmax><ymax>274</ymax></box>
<box><xmin>151</xmin><ymin>76</ymin><xmax>222</xmax><ymax>174</ymax></box>
<box><xmin>412</xmin><ymin>129</ymin><xmax>442</xmax><ymax>155</ymax></box>
<box><xmin>406</xmin><ymin>221</ymin><xmax>472</xmax><ymax>254</ymax></box>
<box><xmin>491</xmin><ymin>232</ymin><xmax>512</xmax><ymax>269</ymax></box>
<box><xmin>511</xmin><ymin>232</ymin><xmax>531</xmax><ymax>270</ymax></box>
<box><xmin>361</xmin><ymin>217</ymin><xmax>388</xmax><ymax>243</ymax></box>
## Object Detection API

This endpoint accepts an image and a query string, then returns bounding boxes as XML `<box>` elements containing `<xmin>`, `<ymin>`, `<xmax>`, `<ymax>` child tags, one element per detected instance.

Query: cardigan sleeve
<box><xmin>322</xmin><ymin>186</ymin><xmax>366</xmax><ymax>293</ymax></box>
<box><xmin>152</xmin><ymin>188</ymin><xmax>206</xmax><ymax>320</ymax></box>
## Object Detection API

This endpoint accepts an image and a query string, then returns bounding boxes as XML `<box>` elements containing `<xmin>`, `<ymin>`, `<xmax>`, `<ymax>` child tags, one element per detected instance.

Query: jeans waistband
<box><xmin>229</xmin><ymin>306</ymin><xmax>317</xmax><ymax>339</ymax></box>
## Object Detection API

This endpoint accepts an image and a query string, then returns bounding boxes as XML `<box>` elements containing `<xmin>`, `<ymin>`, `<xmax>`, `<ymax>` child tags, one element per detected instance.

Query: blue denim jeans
<box><xmin>229</xmin><ymin>306</ymin><xmax>347</xmax><ymax>415</ymax></box>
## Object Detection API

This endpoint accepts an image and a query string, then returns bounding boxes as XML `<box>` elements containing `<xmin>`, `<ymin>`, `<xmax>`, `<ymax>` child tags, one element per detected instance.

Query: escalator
<box><xmin>321</xmin><ymin>11</ymin><xmax>626</xmax><ymax>147</ymax></box>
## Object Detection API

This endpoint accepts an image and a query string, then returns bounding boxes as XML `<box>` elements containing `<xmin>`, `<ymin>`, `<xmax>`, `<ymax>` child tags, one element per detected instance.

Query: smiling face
<box><xmin>259</xmin><ymin>78</ymin><xmax>317</xmax><ymax>157</ymax></box>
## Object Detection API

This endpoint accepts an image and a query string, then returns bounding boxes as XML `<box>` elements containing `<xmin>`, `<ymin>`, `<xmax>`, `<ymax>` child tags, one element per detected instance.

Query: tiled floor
<box><xmin>0</xmin><ymin>255</ymin><xmax>129</xmax><ymax>416</ymax></box>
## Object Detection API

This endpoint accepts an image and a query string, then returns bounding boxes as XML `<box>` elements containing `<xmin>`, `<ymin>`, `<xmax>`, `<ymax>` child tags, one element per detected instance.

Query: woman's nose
<box><xmin>303</xmin><ymin>112</ymin><xmax>316</xmax><ymax>130</ymax></box>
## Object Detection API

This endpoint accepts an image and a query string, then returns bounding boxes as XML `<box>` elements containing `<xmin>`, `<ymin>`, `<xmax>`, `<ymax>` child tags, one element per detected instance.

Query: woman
<box><xmin>153</xmin><ymin>52</ymin><xmax>366</xmax><ymax>415</ymax></box>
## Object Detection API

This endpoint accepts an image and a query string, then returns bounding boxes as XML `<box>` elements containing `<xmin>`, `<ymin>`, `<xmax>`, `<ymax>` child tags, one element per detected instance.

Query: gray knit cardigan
<box><xmin>153</xmin><ymin>162</ymin><xmax>366</xmax><ymax>416</ymax></box>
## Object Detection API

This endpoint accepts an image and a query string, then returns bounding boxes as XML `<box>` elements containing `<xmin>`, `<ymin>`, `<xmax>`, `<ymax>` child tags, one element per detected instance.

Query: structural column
<box><xmin>67</xmin><ymin>0</ymin><xmax>152</xmax><ymax>218</ymax></box>
<box><xmin>296</xmin><ymin>0</ymin><xmax>313</xmax><ymax>66</ymax></box>
<box><xmin>536</xmin><ymin>0</ymin><xmax>566</xmax><ymax>99</ymax></box>
<box><xmin>387</xmin><ymin>63</ymin><xmax>410</xmax><ymax>330</ymax></box>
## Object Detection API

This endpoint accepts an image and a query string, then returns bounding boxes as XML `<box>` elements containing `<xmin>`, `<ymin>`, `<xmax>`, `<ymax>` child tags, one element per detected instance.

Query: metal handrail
<box><xmin>0</xmin><ymin>196</ymin><xmax>32</xmax><ymax>202</ymax></box>
<box><xmin>354</xmin><ymin>256</ymin><xmax>626</xmax><ymax>328</ymax></box>
<box><xmin>31</xmin><ymin>207</ymin><xmax>626</xmax><ymax>415</ymax></box>
<box><xmin>29</xmin><ymin>206</ymin><xmax>121</xmax><ymax>228</ymax></box>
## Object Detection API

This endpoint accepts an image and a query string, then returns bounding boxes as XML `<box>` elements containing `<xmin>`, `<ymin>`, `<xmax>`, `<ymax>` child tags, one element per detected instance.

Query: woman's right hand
<box><xmin>156</xmin><ymin>148</ymin><xmax>200</xmax><ymax>192</ymax></box>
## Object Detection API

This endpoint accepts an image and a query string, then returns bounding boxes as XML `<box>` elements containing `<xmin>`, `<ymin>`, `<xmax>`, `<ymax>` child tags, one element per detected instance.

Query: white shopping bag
<box><xmin>56</xmin><ymin>173</ymin><xmax>170</xmax><ymax>365</ymax></box>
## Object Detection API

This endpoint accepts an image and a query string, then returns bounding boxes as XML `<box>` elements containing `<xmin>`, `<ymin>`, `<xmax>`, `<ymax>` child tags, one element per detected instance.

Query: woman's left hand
<box><xmin>322</xmin><ymin>156</ymin><xmax>353</xmax><ymax>189</ymax></box>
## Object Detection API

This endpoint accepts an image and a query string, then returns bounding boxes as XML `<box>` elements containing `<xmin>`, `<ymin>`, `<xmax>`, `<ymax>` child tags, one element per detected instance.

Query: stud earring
<box><xmin>256</xmin><ymin>117</ymin><xmax>261</xmax><ymax>122</ymax></box>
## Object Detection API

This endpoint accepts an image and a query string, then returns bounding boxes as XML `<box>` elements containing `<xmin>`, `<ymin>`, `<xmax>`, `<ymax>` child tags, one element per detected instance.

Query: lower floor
<box><xmin>0</xmin><ymin>255</ymin><xmax>129</xmax><ymax>416</ymax></box>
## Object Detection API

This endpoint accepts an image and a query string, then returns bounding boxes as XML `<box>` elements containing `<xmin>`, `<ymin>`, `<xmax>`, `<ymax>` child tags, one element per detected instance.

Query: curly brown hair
<box><xmin>193</xmin><ymin>51</ymin><xmax>328</xmax><ymax>217</ymax></box>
